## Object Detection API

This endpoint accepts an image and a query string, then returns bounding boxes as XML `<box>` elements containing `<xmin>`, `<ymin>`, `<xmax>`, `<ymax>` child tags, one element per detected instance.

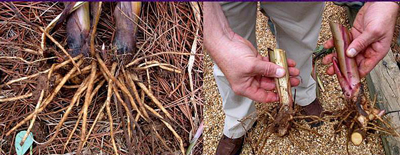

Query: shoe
<box><xmin>215</xmin><ymin>135</ymin><xmax>244</xmax><ymax>155</ymax></box>
<box><xmin>302</xmin><ymin>98</ymin><xmax>324</xmax><ymax>127</ymax></box>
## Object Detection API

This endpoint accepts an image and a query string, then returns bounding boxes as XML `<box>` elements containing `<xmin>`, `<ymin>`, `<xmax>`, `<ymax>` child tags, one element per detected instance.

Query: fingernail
<box><xmin>348</xmin><ymin>48</ymin><xmax>357</xmax><ymax>57</ymax></box>
<box><xmin>276</xmin><ymin>68</ymin><xmax>285</xmax><ymax>77</ymax></box>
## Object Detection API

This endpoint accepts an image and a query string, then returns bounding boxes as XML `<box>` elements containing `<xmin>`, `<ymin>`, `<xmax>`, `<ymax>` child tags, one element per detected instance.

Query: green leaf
<box><xmin>15</xmin><ymin>131</ymin><xmax>34</xmax><ymax>155</ymax></box>
<box><xmin>326</xmin><ymin>48</ymin><xmax>333</xmax><ymax>54</ymax></box>
<box><xmin>314</xmin><ymin>45</ymin><xmax>324</xmax><ymax>53</ymax></box>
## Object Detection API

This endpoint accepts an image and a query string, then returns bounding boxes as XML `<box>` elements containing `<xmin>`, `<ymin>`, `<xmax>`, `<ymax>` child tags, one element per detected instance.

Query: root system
<box><xmin>0</xmin><ymin>2</ymin><xmax>203</xmax><ymax>154</ymax></box>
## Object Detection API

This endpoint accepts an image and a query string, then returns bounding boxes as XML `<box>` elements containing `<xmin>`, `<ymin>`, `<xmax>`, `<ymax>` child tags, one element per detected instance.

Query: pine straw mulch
<box><xmin>0</xmin><ymin>2</ymin><xmax>203</xmax><ymax>154</ymax></box>
<box><xmin>204</xmin><ymin>2</ymin><xmax>400</xmax><ymax>154</ymax></box>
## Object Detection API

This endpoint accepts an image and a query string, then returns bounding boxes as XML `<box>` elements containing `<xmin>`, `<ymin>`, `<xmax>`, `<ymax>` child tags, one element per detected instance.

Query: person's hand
<box><xmin>323</xmin><ymin>2</ymin><xmax>399</xmax><ymax>77</ymax></box>
<box><xmin>204</xmin><ymin>2</ymin><xmax>300</xmax><ymax>103</ymax></box>
<box><xmin>214</xmin><ymin>33</ymin><xmax>300</xmax><ymax>103</ymax></box>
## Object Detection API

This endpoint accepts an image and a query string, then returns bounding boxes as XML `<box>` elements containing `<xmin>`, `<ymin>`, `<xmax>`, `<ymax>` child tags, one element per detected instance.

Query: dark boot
<box><xmin>215</xmin><ymin>135</ymin><xmax>244</xmax><ymax>155</ymax></box>
<box><xmin>302</xmin><ymin>98</ymin><xmax>324</xmax><ymax>127</ymax></box>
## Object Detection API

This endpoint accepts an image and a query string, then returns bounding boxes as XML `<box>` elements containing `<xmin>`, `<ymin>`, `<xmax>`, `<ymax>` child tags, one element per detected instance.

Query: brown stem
<box><xmin>113</xmin><ymin>2</ymin><xmax>141</xmax><ymax>54</ymax></box>
<box><xmin>65</xmin><ymin>2</ymin><xmax>90</xmax><ymax>57</ymax></box>
<box><xmin>329</xmin><ymin>22</ymin><xmax>361</xmax><ymax>99</ymax></box>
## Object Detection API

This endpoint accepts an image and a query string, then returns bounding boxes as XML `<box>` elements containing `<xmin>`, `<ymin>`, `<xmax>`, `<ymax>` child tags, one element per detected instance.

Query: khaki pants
<box><xmin>213</xmin><ymin>2</ymin><xmax>324</xmax><ymax>139</ymax></box>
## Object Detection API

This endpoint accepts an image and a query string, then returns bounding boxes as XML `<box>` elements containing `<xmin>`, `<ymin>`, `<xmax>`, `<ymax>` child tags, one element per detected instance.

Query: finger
<box><xmin>243</xmin><ymin>87</ymin><xmax>279</xmax><ymax>103</ymax></box>
<box><xmin>259</xmin><ymin>77</ymin><xmax>276</xmax><ymax>91</ymax></box>
<box><xmin>322</xmin><ymin>53</ymin><xmax>335</xmax><ymax>65</ymax></box>
<box><xmin>290</xmin><ymin>77</ymin><xmax>300</xmax><ymax>87</ymax></box>
<box><xmin>355</xmin><ymin>52</ymin><xmax>365</xmax><ymax>70</ymax></box>
<box><xmin>261</xmin><ymin>56</ymin><xmax>270</xmax><ymax>62</ymax></box>
<box><xmin>262</xmin><ymin>92</ymin><xmax>279</xmax><ymax>103</ymax></box>
<box><xmin>326</xmin><ymin>65</ymin><xmax>334</xmax><ymax>75</ymax></box>
<box><xmin>350</xmin><ymin>26</ymin><xmax>362</xmax><ymax>40</ymax></box>
<box><xmin>357</xmin><ymin>48</ymin><xmax>385</xmax><ymax>78</ymax></box>
<box><xmin>324</xmin><ymin>39</ymin><xmax>334</xmax><ymax>49</ymax></box>
<box><xmin>358</xmin><ymin>59</ymin><xmax>370</xmax><ymax>78</ymax></box>
<box><xmin>252</xmin><ymin>60</ymin><xmax>285</xmax><ymax>78</ymax></box>
<box><xmin>287</xmin><ymin>59</ymin><xmax>296</xmax><ymax>67</ymax></box>
<box><xmin>288</xmin><ymin>67</ymin><xmax>300</xmax><ymax>77</ymax></box>
<box><xmin>347</xmin><ymin>31</ymin><xmax>377</xmax><ymax>57</ymax></box>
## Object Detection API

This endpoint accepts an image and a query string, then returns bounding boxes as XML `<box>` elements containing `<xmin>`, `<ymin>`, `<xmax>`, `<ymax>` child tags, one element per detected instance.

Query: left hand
<box><xmin>323</xmin><ymin>2</ymin><xmax>399</xmax><ymax>77</ymax></box>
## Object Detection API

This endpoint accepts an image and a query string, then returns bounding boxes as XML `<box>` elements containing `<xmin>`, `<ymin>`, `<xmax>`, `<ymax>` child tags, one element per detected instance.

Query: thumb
<box><xmin>252</xmin><ymin>59</ymin><xmax>285</xmax><ymax>78</ymax></box>
<box><xmin>347</xmin><ymin>32</ymin><xmax>376</xmax><ymax>57</ymax></box>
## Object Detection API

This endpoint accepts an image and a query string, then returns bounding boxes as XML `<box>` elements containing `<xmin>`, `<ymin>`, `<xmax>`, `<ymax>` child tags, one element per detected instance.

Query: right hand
<box><xmin>322</xmin><ymin>2</ymin><xmax>398</xmax><ymax>78</ymax></box>
<box><xmin>216</xmin><ymin>33</ymin><xmax>300</xmax><ymax>103</ymax></box>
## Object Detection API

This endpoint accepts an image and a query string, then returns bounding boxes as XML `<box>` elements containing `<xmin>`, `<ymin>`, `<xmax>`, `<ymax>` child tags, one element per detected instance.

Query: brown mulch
<box><xmin>0</xmin><ymin>2</ymin><xmax>203</xmax><ymax>154</ymax></box>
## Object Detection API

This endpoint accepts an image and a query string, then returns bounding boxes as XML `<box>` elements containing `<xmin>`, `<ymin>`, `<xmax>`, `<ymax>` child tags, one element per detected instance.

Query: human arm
<box><xmin>204</xmin><ymin>2</ymin><xmax>300</xmax><ymax>103</ymax></box>
<box><xmin>323</xmin><ymin>2</ymin><xmax>399</xmax><ymax>77</ymax></box>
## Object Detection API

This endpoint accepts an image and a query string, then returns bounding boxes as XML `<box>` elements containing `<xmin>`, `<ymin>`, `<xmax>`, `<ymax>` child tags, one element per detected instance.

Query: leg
<box><xmin>260</xmin><ymin>2</ymin><xmax>324</xmax><ymax>106</ymax></box>
<box><xmin>214</xmin><ymin>2</ymin><xmax>258</xmax><ymax>139</ymax></box>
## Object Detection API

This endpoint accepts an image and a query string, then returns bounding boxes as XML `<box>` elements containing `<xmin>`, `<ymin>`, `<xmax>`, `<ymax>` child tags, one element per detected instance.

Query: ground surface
<box><xmin>0</xmin><ymin>2</ymin><xmax>203</xmax><ymax>154</ymax></box>
<box><xmin>203</xmin><ymin>2</ymin><xmax>391</xmax><ymax>154</ymax></box>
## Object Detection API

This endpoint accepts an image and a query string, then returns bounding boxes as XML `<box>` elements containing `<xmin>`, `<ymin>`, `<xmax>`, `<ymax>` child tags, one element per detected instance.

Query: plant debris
<box><xmin>203</xmin><ymin>2</ymin><xmax>393</xmax><ymax>154</ymax></box>
<box><xmin>0</xmin><ymin>2</ymin><xmax>203</xmax><ymax>154</ymax></box>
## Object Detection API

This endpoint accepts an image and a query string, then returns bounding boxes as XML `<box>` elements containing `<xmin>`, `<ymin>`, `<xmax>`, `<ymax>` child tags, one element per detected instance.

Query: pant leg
<box><xmin>260</xmin><ymin>2</ymin><xmax>324</xmax><ymax>106</ymax></box>
<box><xmin>213</xmin><ymin>2</ymin><xmax>257</xmax><ymax>139</ymax></box>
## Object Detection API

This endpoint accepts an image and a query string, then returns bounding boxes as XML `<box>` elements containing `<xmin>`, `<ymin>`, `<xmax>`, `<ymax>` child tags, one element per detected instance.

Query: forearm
<box><xmin>204</xmin><ymin>2</ymin><xmax>236</xmax><ymax>66</ymax></box>
<box><xmin>369</xmin><ymin>2</ymin><xmax>399</xmax><ymax>11</ymax></box>
<box><xmin>368</xmin><ymin>2</ymin><xmax>398</xmax><ymax>21</ymax></box>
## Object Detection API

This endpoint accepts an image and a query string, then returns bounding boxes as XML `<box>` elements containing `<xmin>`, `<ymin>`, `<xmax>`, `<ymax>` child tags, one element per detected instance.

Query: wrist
<box><xmin>369</xmin><ymin>2</ymin><xmax>399</xmax><ymax>9</ymax></box>
<box><xmin>205</xmin><ymin>31</ymin><xmax>237</xmax><ymax>63</ymax></box>
<box><xmin>366</xmin><ymin>2</ymin><xmax>399</xmax><ymax>18</ymax></box>
<box><xmin>204</xmin><ymin>2</ymin><xmax>235</xmax><ymax>53</ymax></box>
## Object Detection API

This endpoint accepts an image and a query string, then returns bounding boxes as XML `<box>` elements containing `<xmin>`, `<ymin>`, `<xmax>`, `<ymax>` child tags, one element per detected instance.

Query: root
<box><xmin>0</xmin><ymin>92</ymin><xmax>32</xmax><ymax>103</ymax></box>
<box><xmin>1</xmin><ymin>55</ymin><xmax>82</xmax><ymax>87</ymax></box>
<box><xmin>105</xmin><ymin>64</ymin><xmax>119</xmax><ymax>155</ymax></box>
<box><xmin>96</xmin><ymin>53</ymin><xmax>144</xmax><ymax>119</ymax></box>
<box><xmin>63</xmin><ymin>108</ymin><xmax>83</xmax><ymax>152</ymax></box>
<box><xmin>78</xmin><ymin>2</ymin><xmax>102</xmax><ymax>151</ymax></box>
<box><xmin>78</xmin><ymin>61</ymin><xmax>97</xmax><ymax>152</ymax></box>
<box><xmin>39</xmin><ymin>27</ymin><xmax>81</xmax><ymax>73</ymax></box>
<box><xmin>135</xmin><ymin>60</ymin><xmax>182</xmax><ymax>73</ymax></box>
<box><xmin>273</xmin><ymin>109</ymin><xmax>293</xmax><ymax>137</ymax></box>
<box><xmin>292</xmin><ymin>121</ymin><xmax>322</xmax><ymax>137</ymax></box>
<box><xmin>144</xmin><ymin>104</ymin><xmax>185</xmax><ymax>155</ymax></box>
<box><xmin>82</xmin><ymin>79</ymin><xmax>106</xmax><ymax>147</ymax></box>
<box><xmin>122</xmin><ymin>68</ymin><xmax>149</xmax><ymax>119</ymax></box>
<box><xmin>0</xmin><ymin>56</ymin><xmax>56</xmax><ymax>65</ymax></box>
<box><xmin>351</xmin><ymin>128</ymin><xmax>365</xmax><ymax>146</ymax></box>
<box><xmin>68</xmin><ymin>65</ymin><xmax>92</xmax><ymax>82</ymax></box>
<box><xmin>6</xmin><ymin>59</ymin><xmax>83</xmax><ymax>136</ymax></box>
<box><xmin>254</xmin><ymin>124</ymin><xmax>273</xmax><ymax>155</ymax></box>
<box><xmin>117</xmin><ymin>76</ymin><xmax>144</xmax><ymax>120</ymax></box>
<box><xmin>40</xmin><ymin>75</ymin><xmax>89</xmax><ymax>147</ymax></box>
<box><xmin>131</xmin><ymin>73</ymin><xmax>173</xmax><ymax>120</ymax></box>
<box><xmin>126</xmin><ymin>52</ymin><xmax>195</xmax><ymax>67</ymax></box>
<box><xmin>374</xmin><ymin>114</ymin><xmax>400</xmax><ymax>137</ymax></box>
<box><xmin>3</xmin><ymin>3</ymin><xmax>202</xmax><ymax>153</ymax></box>
<box><xmin>81</xmin><ymin>64</ymin><xmax>115</xmax><ymax>154</ymax></box>
<box><xmin>152</xmin><ymin>125</ymin><xmax>174</xmax><ymax>153</ymax></box>
<box><xmin>20</xmin><ymin>90</ymin><xmax>44</xmax><ymax>145</ymax></box>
